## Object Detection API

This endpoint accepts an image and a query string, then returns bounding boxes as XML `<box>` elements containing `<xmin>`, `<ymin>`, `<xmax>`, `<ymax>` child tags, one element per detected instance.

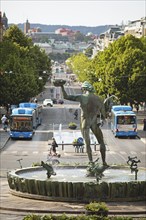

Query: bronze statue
<box><xmin>41</xmin><ymin>161</ymin><xmax>56</xmax><ymax>178</ymax></box>
<box><xmin>86</xmin><ymin>158</ymin><xmax>108</xmax><ymax>182</ymax></box>
<box><xmin>54</xmin><ymin>80</ymin><xmax>108</xmax><ymax>166</ymax></box>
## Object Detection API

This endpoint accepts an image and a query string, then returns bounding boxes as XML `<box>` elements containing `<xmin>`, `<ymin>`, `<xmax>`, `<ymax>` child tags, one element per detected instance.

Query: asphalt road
<box><xmin>1</xmin><ymin>105</ymin><xmax>146</xmax><ymax>171</ymax></box>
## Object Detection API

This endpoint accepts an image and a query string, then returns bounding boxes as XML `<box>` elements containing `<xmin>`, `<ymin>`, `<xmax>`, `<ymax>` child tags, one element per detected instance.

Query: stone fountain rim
<box><xmin>7</xmin><ymin>165</ymin><xmax>146</xmax><ymax>202</ymax></box>
<box><xmin>8</xmin><ymin>164</ymin><xmax>146</xmax><ymax>178</ymax></box>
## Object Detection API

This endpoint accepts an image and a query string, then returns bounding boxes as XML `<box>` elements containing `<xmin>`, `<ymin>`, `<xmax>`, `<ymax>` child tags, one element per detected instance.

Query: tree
<box><xmin>66</xmin><ymin>34</ymin><xmax>146</xmax><ymax>104</ymax></box>
<box><xmin>92</xmin><ymin>35</ymin><xmax>146</xmax><ymax>103</ymax></box>
<box><xmin>0</xmin><ymin>42</ymin><xmax>39</xmax><ymax>104</ymax></box>
<box><xmin>3</xmin><ymin>25</ymin><xmax>33</xmax><ymax>47</ymax></box>
<box><xmin>0</xmin><ymin>25</ymin><xmax>52</xmax><ymax>105</ymax></box>
<box><xmin>66</xmin><ymin>53</ymin><xmax>91</xmax><ymax>82</ymax></box>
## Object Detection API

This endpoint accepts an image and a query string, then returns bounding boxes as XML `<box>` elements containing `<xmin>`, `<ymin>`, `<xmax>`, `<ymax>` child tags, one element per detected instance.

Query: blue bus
<box><xmin>9</xmin><ymin>103</ymin><xmax>42</xmax><ymax>139</ymax></box>
<box><xmin>111</xmin><ymin>105</ymin><xmax>137</xmax><ymax>138</ymax></box>
<box><xmin>19</xmin><ymin>103</ymin><xmax>42</xmax><ymax>126</ymax></box>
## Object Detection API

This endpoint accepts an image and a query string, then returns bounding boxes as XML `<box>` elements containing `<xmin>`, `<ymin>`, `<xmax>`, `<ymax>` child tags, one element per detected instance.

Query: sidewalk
<box><xmin>0</xmin><ymin>175</ymin><xmax>146</xmax><ymax>217</ymax></box>
<box><xmin>0</xmin><ymin>127</ymin><xmax>10</xmax><ymax>151</ymax></box>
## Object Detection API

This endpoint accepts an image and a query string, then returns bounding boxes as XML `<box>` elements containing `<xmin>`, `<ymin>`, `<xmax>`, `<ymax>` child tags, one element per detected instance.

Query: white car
<box><xmin>43</xmin><ymin>99</ymin><xmax>53</xmax><ymax>107</ymax></box>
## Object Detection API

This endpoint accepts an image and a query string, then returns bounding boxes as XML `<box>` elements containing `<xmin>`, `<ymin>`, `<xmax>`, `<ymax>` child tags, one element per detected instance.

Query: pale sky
<box><xmin>1</xmin><ymin>0</ymin><xmax>145</xmax><ymax>27</ymax></box>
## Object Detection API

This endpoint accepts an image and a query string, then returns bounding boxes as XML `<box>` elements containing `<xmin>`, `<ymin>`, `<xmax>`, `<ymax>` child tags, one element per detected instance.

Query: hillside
<box><xmin>12</xmin><ymin>23</ymin><xmax>112</xmax><ymax>35</ymax></box>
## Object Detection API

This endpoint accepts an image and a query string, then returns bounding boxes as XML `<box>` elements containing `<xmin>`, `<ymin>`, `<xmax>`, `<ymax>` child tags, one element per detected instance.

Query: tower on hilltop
<box><xmin>0</xmin><ymin>11</ymin><xmax>8</xmax><ymax>42</ymax></box>
<box><xmin>24</xmin><ymin>19</ymin><xmax>30</xmax><ymax>34</ymax></box>
<box><xmin>2</xmin><ymin>12</ymin><xmax>8</xmax><ymax>29</ymax></box>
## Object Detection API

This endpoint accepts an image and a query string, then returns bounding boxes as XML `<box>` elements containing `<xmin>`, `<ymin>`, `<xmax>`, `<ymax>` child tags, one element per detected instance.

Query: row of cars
<box><xmin>43</xmin><ymin>98</ymin><xmax>64</xmax><ymax>107</ymax></box>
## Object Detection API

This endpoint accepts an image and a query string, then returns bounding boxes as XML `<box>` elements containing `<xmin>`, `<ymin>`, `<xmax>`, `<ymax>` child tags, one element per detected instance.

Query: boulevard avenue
<box><xmin>0</xmin><ymin>83</ymin><xmax>146</xmax><ymax>171</ymax></box>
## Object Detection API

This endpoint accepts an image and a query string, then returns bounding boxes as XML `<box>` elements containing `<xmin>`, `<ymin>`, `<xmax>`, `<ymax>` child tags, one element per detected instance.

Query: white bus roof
<box><xmin>112</xmin><ymin>105</ymin><xmax>132</xmax><ymax>112</ymax></box>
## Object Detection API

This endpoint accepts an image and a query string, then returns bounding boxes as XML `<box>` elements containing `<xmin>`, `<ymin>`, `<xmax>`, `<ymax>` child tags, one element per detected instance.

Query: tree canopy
<box><xmin>66</xmin><ymin>35</ymin><xmax>146</xmax><ymax>104</ymax></box>
<box><xmin>0</xmin><ymin>25</ymin><xmax>52</xmax><ymax>105</ymax></box>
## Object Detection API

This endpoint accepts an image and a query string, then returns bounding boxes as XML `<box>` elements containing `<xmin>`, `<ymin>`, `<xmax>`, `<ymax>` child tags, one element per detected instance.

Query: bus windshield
<box><xmin>10</xmin><ymin>116</ymin><xmax>33</xmax><ymax>131</ymax></box>
<box><xmin>117</xmin><ymin>115</ymin><xmax>136</xmax><ymax>125</ymax></box>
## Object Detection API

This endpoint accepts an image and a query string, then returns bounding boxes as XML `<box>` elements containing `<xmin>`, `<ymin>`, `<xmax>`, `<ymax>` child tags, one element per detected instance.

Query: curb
<box><xmin>0</xmin><ymin>135</ymin><xmax>10</xmax><ymax>152</ymax></box>
<box><xmin>0</xmin><ymin>206</ymin><xmax>146</xmax><ymax>216</ymax></box>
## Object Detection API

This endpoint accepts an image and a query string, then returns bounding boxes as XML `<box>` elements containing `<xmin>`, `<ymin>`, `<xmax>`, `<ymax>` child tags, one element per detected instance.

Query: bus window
<box><xmin>117</xmin><ymin>116</ymin><xmax>125</xmax><ymax>124</ymax></box>
<box><xmin>117</xmin><ymin>116</ymin><xmax>136</xmax><ymax>125</ymax></box>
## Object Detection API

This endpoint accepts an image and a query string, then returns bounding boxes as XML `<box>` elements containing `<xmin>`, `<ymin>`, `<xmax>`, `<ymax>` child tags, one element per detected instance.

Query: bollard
<box><xmin>62</xmin><ymin>141</ymin><xmax>64</xmax><ymax>151</ymax></box>
<box><xmin>17</xmin><ymin>159</ymin><xmax>23</xmax><ymax>168</ymax></box>
<box><xmin>94</xmin><ymin>142</ymin><xmax>96</xmax><ymax>151</ymax></box>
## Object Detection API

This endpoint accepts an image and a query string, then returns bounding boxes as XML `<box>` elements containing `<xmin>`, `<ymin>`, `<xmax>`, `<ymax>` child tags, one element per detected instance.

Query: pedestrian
<box><xmin>143</xmin><ymin>118</ymin><xmax>146</xmax><ymax>131</ymax></box>
<box><xmin>144</xmin><ymin>102</ymin><xmax>146</xmax><ymax>112</ymax></box>
<box><xmin>50</xmin><ymin>137</ymin><xmax>58</xmax><ymax>156</ymax></box>
<box><xmin>60</xmin><ymin>81</ymin><xmax>108</xmax><ymax>166</ymax></box>
<box><xmin>74</xmin><ymin>109</ymin><xmax>78</xmax><ymax>120</ymax></box>
<box><xmin>135</xmin><ymin>103</ymin><xmax>139</xmax><ymax>113</ymax></box>
<box><xmin>1</xmin><ymin>114</ymin><xmax>8</xmax><ymax>131</ymax></box>
<box><xmin>34</xmin><ymin>98</ymin><xmax>38</xmax><ymax>103</ymax></box>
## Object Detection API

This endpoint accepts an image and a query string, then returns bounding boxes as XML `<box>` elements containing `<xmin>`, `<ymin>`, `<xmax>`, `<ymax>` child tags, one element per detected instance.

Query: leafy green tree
<box><xmin>49</xmin><ymin>52</ymin><xmax>71</xmax><ymax>63</ymax></box>
<box><xmin>0</xmin><ymin>42</ymin><xmax>39</xmax><ymax>105</ymax></box>
<box><xmin>3</xmin><ymin>25</ymin><xmax>33</xmax><ymax>47</ymax></box>
<box><xmin>66</xmin><ymin>35</ymin><xmax>146</xmax><ymax>104</ymax></box>
<box><xmin>66</xmin><ymin>53</ymin><xmax>91</xmax><ymax>82</ymax></box>
<box><xmin>0</xmin><ymin>25</ymin><xmax>52</xmax><ymax>105</ymax></box>
<box><xmin>92</xmin><ymin>35</ymin><xmax>146</xmax><ymax>103</ymax></box>
<box><xmin>84</xmin><ymin>47</ymin><xmax>93</xmax><ymax>58</ymax></box>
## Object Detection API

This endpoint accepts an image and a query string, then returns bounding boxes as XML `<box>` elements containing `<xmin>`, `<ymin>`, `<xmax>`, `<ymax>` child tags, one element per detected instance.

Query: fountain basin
<box><xmin>7</xmin><ymin>166</ymin><xmax>146</xmax><ymax>202</ymax></box>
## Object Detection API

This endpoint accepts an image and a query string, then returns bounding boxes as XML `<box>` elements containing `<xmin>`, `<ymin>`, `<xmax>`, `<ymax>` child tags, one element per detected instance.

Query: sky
<box><xmin>1</xmin><ymin>0</ymin><xmax>146</xmax><ymax>27</ymax></box>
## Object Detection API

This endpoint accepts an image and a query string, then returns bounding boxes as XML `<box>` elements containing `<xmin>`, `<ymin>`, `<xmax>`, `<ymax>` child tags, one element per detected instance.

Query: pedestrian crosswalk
<box><xmin>1</xmin><ymin>150</ymin><xmax>146</xmax><ymax>156</ymax></box>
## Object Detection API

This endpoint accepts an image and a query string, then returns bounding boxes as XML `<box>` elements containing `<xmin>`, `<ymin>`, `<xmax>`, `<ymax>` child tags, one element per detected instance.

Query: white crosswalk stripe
<box><xmin>1</xmin><ymin>150</ymin><xmax>145</xmax><ymax>156</ymax></box>
<box><xmin>12</xmin><ymin>151</ymin><xmax>17</xmax><ymax>154</ymax></box>
<box><xmin>32</xmin><ymin>151</ymin><xmax>39</xmax><ymax>154</ymax></box>
<box><xmin>108</xmin><ymin>151</ymin><xmax>116</xmax><ymax>154</ymax></box>
<box><xmin>22</xmin><ymin>151</ymin><xmax>28</xmax><ymax>155</ymax></box>
<box><xmin>2</xmin><ymin>151</ymin><xmax>7</xmax><ymax>154</ymax></box>
<box><xmin>120</xmin><ymin>151</ymin><xmax>127</xmax><ymax>155</ymax></box>
<box><xmin>141</xmin><ymin>152</ymin><xmax>146</xmax><ymax>155</ymax></box>
<box><xmin>43</xmin><ymin>151</ymin><xmax>48</xmax><ymax>154</ymax></box>
<box><xmin>130</xmin><ymin>151</ymin><xmax>137</xmax><ymax>155</ymax></box>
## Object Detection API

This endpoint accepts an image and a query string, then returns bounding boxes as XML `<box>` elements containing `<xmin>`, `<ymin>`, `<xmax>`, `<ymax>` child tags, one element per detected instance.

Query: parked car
<box><xmin>52</xmin><ymin>98</ymin><xmax>57</xmax><ymax>104</ymax></box>
<box><xmin>43</xmin><ymin>99</ymin><xmax>53</xmax><ymax>107</ymax></box>
<box><xmin>58</xmin><ymin>99</ymin><xmax>64</xmax><ymax>104</ymax></box>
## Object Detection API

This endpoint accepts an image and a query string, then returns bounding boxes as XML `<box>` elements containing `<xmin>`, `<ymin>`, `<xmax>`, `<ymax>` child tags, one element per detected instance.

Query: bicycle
<box><xmin>46</xmin><ymin>150</ymin><xmax>61</xmax><ymax>165</ymax></box>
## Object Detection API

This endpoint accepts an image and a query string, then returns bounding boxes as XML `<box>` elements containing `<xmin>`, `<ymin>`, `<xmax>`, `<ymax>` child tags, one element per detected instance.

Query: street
<box><xmin>0</xmin><ymin>84</ymin><xmax>146</xmax><ymax>220</ymax></box>
<box><xmin>1</xmin><ymin>105</ymin><xmax>146</xmax><ymax>171</ymax></box>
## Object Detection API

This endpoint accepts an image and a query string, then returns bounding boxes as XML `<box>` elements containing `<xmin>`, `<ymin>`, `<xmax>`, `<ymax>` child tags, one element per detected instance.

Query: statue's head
<box><xmin>81</xmin><ymin>81</ymin><xmax>95</xmax><ymax>93</ymax></box>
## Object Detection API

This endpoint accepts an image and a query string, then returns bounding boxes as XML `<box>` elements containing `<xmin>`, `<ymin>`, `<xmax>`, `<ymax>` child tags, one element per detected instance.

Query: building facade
<box><xmin>124</xmin><ymin>17</ymin><xmax>146</xmax><ymax>38</ymax></box>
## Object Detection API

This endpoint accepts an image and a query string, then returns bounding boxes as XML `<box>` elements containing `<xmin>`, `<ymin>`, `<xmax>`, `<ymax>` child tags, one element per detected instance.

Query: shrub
<box><xmin>85</xmin><ymin>201</ymin><xmax>109</xmax><ymax>217</ymax></box>
<box><xmin>68</xmin><ymin>122</ymin><xmax>77</xmax><ymax>129</ymax></box>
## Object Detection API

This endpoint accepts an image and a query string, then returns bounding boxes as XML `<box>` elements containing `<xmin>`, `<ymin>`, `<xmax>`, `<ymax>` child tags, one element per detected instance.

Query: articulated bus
<box><xmin>111</xmin><ymin>105</ymin><xmax>137</xmax><ymax>138</ymax></box>
<box><xmin>10</xmin><ymin>103</ymin><xmax>42</xmax><ymax>139</ymax></box>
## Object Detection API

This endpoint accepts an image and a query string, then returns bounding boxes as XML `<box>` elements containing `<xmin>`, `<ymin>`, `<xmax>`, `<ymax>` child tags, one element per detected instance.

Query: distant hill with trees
<box><xmin>10</xmin><ymin>23</ymin><xmax>112</xmax><ymax>35</ymax></box>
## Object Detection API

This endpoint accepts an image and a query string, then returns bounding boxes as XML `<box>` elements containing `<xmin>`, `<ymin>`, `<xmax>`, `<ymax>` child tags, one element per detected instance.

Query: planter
<box><xmin>85</xmin><ymin>210</ymin><xmax>108</xmax><ymax>216</ymax></box>
<box><xmin>69</xmin><ymin>125</ymin><xmax>77</xmax><ymax>130</ymax></box>
<box><xmin>68</xmin><ymin>123</ymin><xmax>77</xmax><ymax>130</ymax></box>
<box><xmin>85</xmin><ymin>202</ymin><xmax>109</xmax><ymax>217</ymax></box>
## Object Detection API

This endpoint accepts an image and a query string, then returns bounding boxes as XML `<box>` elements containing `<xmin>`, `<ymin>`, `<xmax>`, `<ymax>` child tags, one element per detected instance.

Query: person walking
<box><xmin>74</xmin><ymin>109</ymin><xmax>78</xmax><ymax>120</ymax></box>
<box><xmin>1</xmin><ymin>114</ymin><xmax>8</xmax><ymax>132</ymax></box>
<box><xmin>50</xmin><ymin>137</ymin><xmax>58</xmax><ymax>156</ymax></box>
<box><xmin>135</xmin><ymin>103</ymin><xmax>139</xmax><ymax>113</ymax></box>
<box><xmin>60</xmin><ymin>81</ymin><xmax>108</xmax><ymax>166</ymax></box>
<box><xmin>143</xmin><ymin>118</ymin><xmax>146</xmax><ymax>131</ymax></box>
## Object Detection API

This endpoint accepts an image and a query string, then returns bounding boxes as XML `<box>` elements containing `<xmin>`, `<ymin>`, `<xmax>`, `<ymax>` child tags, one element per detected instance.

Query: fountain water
<box><xmin>59</xmin><ymin>123</ymin><xmax>62</xmax><ymax>141</ymax></box>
